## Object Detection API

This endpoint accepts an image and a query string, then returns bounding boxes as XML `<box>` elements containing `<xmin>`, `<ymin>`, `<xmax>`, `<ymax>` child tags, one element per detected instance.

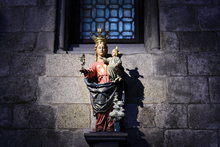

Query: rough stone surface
<box><xmin>218</xmin><ymin>131</ymin><xmax>220</xmax><ymax>146</ymax></box>
<box><xmin>159</xmin><ymin>0</ymin><xmax>212</xmax><ymax>5</ymax></box>
<box><xmin>126</xmin><ymin>128</ymin><xmax>164</xmax><ymax>147</ymax></box>
<box><xmin>188</xmin><ymin>53</ymin><xmax>220</xmax><ymax>75</ymax></box>
<box><xmin>125</xmin><ymin>77</ymin><xmax>167</xmax><ymax>104</ymax></box>
<box><xmin>3</xmin><ymin>0</ymin><xmax>37</xmax><ymax>6</ymax></box>
<box><xmin>209</xmin><ymin>77</ymin><xmax>220</xmax><ymax>103</ymax></box>
<box><xmin>179</xmin><ymin>32</ymin><xmax>218</xmax><ymax>52</ymax></box>
<box><xmin>38</xmin><ymin>76</ymin><xmax>90</xmax><ymax>104</ymax></box>
<box><xmin>0</xmin><ymin>129</ymin><xmax>89</xmax><ymax>147</ymax></box>
<box><xmin>0</xmin><ymin>130</ymin><xmax>41</xmax><ymax>147</ymax></box>
<box><xmin>218</xmin><ymin>32</ymin><xmax>220</xmax><ymax>51</ymax></box>
<box><xmin>122</xmin><ymin>54</ymin><xmax>153</xmax><ymax>76</ymax></box>
<box><xmin>36</xmin><ymin>32</ymin><xmax>54</xmax><ymax>53</ymax></box>
<box><xmin>137</xmin><ymin>104</ymin><xmax>156</xmax><ymax>127</ymax></box>
<box><xmin>142</xmin><ymin>77</ymin><xmax>167</xmax><ymax>103</ymax></box>
<box><xmin>213</xmin><ymin>0</ymin><xmax>220</xmax><ymax>4</ymax></box>
<box><xmin>155</xmin><ymin>104</ymin><xmax>187</xmax><ymax>128</ymax></box>
<box><xmin>0</xmin><ymin>8</ymin><xmax>24</xmax><ymax>32</ymax></box>
<box><xmin>189</xmin><ymin>104</ymin><xmax>220</xmax><ymax>129</ymax></box>
<box><xmin>160</xmin><ymin>32</ymin><xmax>179</xmax><ymax>52</ymax></box>
<box><xmin>0</xmin><ymin>77</ymin><xmax>38</xmax><ymax>103</ymax></box>
<box><xmin>45</xmin><ymin>54</ymin><xmax>94</xmax><ymax>77</ymax></box>
<box><xmin>24</xmin><ymin>7</ymin><xmax>55</xmax><ymax>31</ymax></box>
<box><xmin>37</xmin><ymin>0</ymin><xmax>56</xmax><ymax>6</ymax></box>
<box><xmin>10</xmin><ymin>55</ymin><xmax>45</xmax><ymax>76</ymax></box>
<box><xmin>57</xmin><ymin>104</ymin><xmax>90</xmax><ymax>128</ymax></box>
<box><xmin>1</xmin><ymin>1</ymin><xmax>220</xmax><ymax>146</ymax></box>
<box><xmin>0</xmin><ymin>105</ymin><xmax>12</xmax><ymax>127</ymax></box>
<box><xmin>165</xmin><ymin>130</ymin><xmax>218</xmax><ymax>147</ymax></box>
<box><xmin>13</xmin><ymin>104</ymin><xmax>56</xmax><ymax>128</ymax></box>
<box><xmin>152</xmin><ymin>53</ymin><xmax>187</xmax><ymax>76</ymax></box>
<box><xmin>43</xmin><ymin>129</ymin><xmax>89</xmax><ymax>147</ymax></box>
<box><xmin>0</xmin><ymin>33</ymin><xmax>37</xmax><ymax>52</ymax></box>
<box><xmin>198</xmin><ymin>6</ymin><xmax>220</xmax><ymax>31</ymax></box>
<box><xmin>45</xmin><ymin>54</ymin><xmax>153</xmax><ymax>77</ymax></box>
<box><xmin>166</xmin><ymin>77</ymin><xmax>209</xmax><ymax>103</ymax></box>
<box><xmin>0</xmin><ymin>54</ymin><xmax>10</xmax><ymax>77</ymax></box>
<box><xmin>160</xmin><ymin>6</ymin><xmax>199</xmax><ymax>31</ymax></box>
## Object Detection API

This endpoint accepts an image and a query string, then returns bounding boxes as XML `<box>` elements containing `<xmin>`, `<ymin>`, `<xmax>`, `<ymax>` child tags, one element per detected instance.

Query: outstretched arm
<box><xmin>79</xmin><ymin>67</ymin><xmax>89</xmax><ymax>74</ymax></box>
<box><xmin>79</xmin><ymin>64</ymin><xmax>96</xmax><ymax>78</ymax></box>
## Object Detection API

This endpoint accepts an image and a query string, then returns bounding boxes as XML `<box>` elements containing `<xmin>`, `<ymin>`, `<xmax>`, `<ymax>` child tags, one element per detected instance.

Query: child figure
<box><xmin>103</xmin><ymin>46</ymin><xmax>123</xmax><ymax>82</ymax></box>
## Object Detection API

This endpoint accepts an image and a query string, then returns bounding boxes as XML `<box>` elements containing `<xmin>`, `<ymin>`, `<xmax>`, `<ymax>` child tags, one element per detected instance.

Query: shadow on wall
<box><xmin>123</xmin><ymin>67</ymin><xmax>150</xmax><ymax>147</ymax></box>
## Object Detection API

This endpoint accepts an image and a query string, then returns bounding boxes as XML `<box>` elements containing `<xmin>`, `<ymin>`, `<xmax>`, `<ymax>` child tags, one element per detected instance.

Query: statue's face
<box><xmin>96</xmin><ymin>43</ymin><xmax>107</xmax><ymax>57</ymax></box>
<box><xmin>112</xmin><ymin>49</ymin><xmax>117</xmax><ymax>57</ymax></box>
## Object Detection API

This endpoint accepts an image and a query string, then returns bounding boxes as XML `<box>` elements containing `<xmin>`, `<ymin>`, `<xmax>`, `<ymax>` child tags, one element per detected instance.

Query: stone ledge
<box><xmin>69</xmin><ymin>44</ymin><xmax>146</xmax><ymax>54</ymax></box>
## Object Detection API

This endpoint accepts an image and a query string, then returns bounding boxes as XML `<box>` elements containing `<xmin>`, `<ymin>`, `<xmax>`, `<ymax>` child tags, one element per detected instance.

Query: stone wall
<box><xmin>158</xmin><ymin>0</ymin><xmax>220</xmax><ymax>146</ymax></box>
<box><xmin>0</xmin><ymin>0</ymin><xmax>220</xmax><ymax>147</ymax></box>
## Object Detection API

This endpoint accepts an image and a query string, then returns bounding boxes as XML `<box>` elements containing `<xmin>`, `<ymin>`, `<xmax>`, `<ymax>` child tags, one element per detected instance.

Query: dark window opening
<box><xmin>66</xmin><ymin>0</ymin><xmax>144</xmax><ymax>46</ymax></box>
<box><xmin>55</xmin><ymin>0</ymin><xmax>160</xmax><ymax>52</ymax></box>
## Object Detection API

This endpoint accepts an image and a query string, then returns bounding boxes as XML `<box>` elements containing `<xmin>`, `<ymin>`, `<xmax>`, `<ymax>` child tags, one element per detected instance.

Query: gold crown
<box><xmin>91</xmin><ymin>28</ymin><xmax>108</xmax><ymax>44</ymax></box>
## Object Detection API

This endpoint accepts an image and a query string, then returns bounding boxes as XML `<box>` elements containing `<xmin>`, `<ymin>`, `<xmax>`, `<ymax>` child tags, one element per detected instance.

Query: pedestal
<box><xmin>84</xmin><ymin>132</ymin><xmax>128</xmax><ymax>147</ymax></box>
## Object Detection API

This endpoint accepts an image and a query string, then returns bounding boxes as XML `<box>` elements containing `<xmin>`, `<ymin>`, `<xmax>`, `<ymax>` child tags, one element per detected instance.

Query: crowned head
<box><xmin>92</xmin><ymin>28</ymin><xmax>108</xmax><ymax>61</ymax></box>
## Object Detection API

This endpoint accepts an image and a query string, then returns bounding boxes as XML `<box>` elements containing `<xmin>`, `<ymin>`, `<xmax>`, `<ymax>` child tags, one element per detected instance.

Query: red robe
<box><xmin>85</xmin><ymin>61</ymin><xmax>114</xmax><ymax>131</ymax></box>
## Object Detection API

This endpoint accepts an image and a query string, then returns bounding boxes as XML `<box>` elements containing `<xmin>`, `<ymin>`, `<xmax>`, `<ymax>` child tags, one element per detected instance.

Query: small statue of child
<box><xmin>103</xmin><ymin>46</ymin><xmax>123</xmax><ymax>82</ymax></box>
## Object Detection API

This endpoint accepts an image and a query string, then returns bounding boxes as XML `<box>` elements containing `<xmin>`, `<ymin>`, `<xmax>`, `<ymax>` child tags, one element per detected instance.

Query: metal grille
<box><xmin>80</xmin><ymin>0</ymin><xmax>135</xmax><ymax>40</ymax></box>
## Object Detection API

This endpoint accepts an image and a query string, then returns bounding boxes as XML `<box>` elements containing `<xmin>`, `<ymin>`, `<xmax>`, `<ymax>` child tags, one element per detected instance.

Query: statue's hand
<box><xmin>79</xmin><ymin>67</ymin><xmax>89</xmax><ymax>74</ymax></box>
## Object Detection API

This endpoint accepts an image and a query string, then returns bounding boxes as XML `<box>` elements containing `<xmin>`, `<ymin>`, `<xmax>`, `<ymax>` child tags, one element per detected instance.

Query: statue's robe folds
<box><xmin>84</xmin><ymin>61</ymin><xmax>115</xmax><ymax>131</ymax></box>
<box><xmin>84</xmin><ymin>78</ymin><xmax>117</xmax><ymax>116</ymax></box>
